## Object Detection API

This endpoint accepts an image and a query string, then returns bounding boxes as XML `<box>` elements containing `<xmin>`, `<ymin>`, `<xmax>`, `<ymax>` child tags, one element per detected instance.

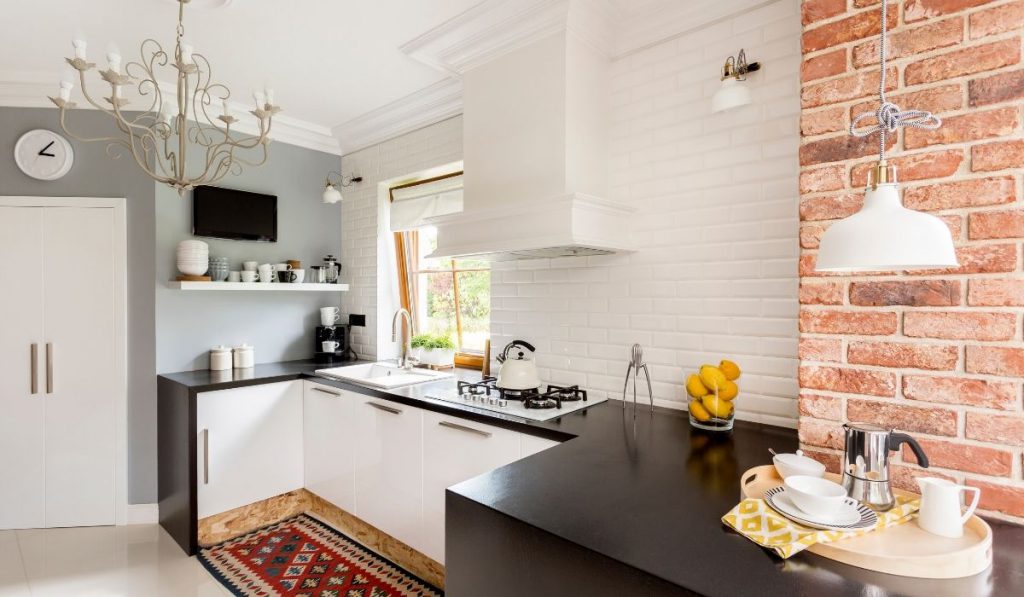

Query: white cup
<box><xmin>320</xmin><ymin>306</ymin><xmax>340</xmax><ymax>326</ymax></box>
<box><xmin>322</xmin><ymin>340</ymin><xmax>339</xmax><ymax>352</ymax></box>
<box><xmin>292</xmin><ymin>269</ymin><xmax>305</xmax><ymax>283</ymax></box>
<box><xmin>275</xmin><ymin>263</ymin><xmax>291</xmax><ymax>271</ymax></box>
<box><xmin>240</xmin><ymin>271</ymin><xmax>258</xmax><ymax>283</ymax></box>
<box><xmin>227</xmin><ymin>271</ymin><xmax>241</xmax><ymax>283</ymax></box>
<box><xmin>242</xmin><ymin>261</ymin><xmax>258</xmax><ymax>272</ymax></box>
<box><xmin>257</xmin><ymin>264</ymin><xmax>275</xmax><ymax>283</ymax></box>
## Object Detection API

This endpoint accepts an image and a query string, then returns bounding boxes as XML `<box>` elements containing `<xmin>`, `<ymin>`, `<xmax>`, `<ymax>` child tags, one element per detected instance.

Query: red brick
<box><xmin>913</xmin><ymin>243</ymin><xmax>1018</xmax><ymax>275</ymax></box>
<box><xmin>853</xmin><ymin>17</ymin><xmax>963</xmax><ymax>68</ymax></box>
<box><xmin>800</xmin><ymin>193</ymin><xmax>863</xmax><ymax>221</ymax></box>
<box><xmin>966</xmin><ymin>479</ymin><xmax>1024</xmax><ymax>517</ymax></box>
<box><xmin>799</xmin><ymin>281</ymin><xmax>843</xmax><ymax>304</ymax></box>
<box><xmin>890</xmin><ymin>464</ymin><xmax>958</xmax><ymax>494</ymax></box>
<box><xmin>972</xmin><ymin>140</ymin><xmax>1024</xmax><ymax>171</ymax></box>
<box><xmin>851</xmin><ymin>150</ymin><xmax>963</xmax><ymax>187</ymax></box>
<box><xmin>966</xmin><ymin>345</ymin><xmax>1024</xmax><ymax>376</ymax></box>
<box><xmin>969</xmin><ymin>209</ymin><xmax>1024</xmax><ymax>239</ymax></box>
<box><xmin>800</xmin><ymin>448</ymin><xmax>842</xmax><ymax>474</ymax></box>
<box><xmin>904</xmin><ymin>106</ymin><xmax>1019</xmax><ymax>150</ymax></box>
<box><xmin>904</xmin><ymin>311</ymin><xmax>1016</xmax><ymax>341</ymax></box>
<box><xmin>851</xmin><ymin>85</ymin><xmax>963</xmax><ymax>121</ymax></box>
<box><xmin>802</xmin><ymin>106</ymin><xmax>848</xmax><ymax>136</ymax></box>
<box><xmin>800</xmin><ymin>223</ymin><xmax>826</xmax><ymax>249</ymax></box>
<box><xmin>903</xmin><ymin>437</ymin><xmax>1013</xmax><ymax>476</ymax></box>
<box><xmin>848</xmin><ymin>341</ymin><xmax>959</xmax><ymax>370</ymax></box>
<box><xmin>799</xmin><ymin>164</ymin><xmax>846</xmax><ymax>193</ymax></box>
<box><xmin>968</xmin><ymin>279</ymin><xmax>1024</xmax><ymax>306</ymax></box>
<box><xmin>966</xmin><ymin>413</ymin><xmax>1024</xmax><ymax>447</ymax></box>
<box><xmin>802</xmin><ymin>49</ymin><xmax>847</xmax><ymax>83</ymax></box>
<box><xmin>802</xmin><ymin>0</ymin><xmax>847</xmax><ymax>25</ymax></box>
<box><xmin>903</xmin><ymin>375</ymin><xmax>1017</xmax><ymax>410</ymax></box>
<box><xmin>847</xmin><ymin>399</ymin><xmax>958</xmax><ymax>436</ymax></box>
<box><xmin>799</xmin><ymin>310</ymin><xmax>898</xmax><ymax>335</ymax></box>
<box><xmin>802</xmin><ymin>67</ymin><xmax>897</xmax><ymax>108</ymax></box>
<box><xmin>969</xmin><ymin>69</ymin><xmax>1024</xmax><ymax>107</ymax></box>
<box><xmin>799</xmin><ymin>417</ymin><xmax>846</xmax><ymax>449</ymax></box>
<box><xmin>798</xmin><ymin>393</ymin><xmax>844</xmax><ymax>420</ymax></box>
<box><xmin>801</xmin><ymin>133</ymin><xmax>895</xmax><ymax>166</ymax></box>
<box><xmin>906</xmin><ymin>0</ymin><xmax>1000</xmax><ymax>24</ymax></box>
<box><xmin>903</xmin><ymin>176</ymin><xmax>1016</xmax><ymax>210</ymax></box>
<box><xmin>800</xmin><ymin>365</ymin><xmax>897</xmax><ymax>397</ymax></box>
<box><xmin>800</xmin><ymin>337</ymin><xmax>843</xmax><ymax>362</ymax></box>
<box><xmin>939</xmin><ymin>214</ymin><xmax>963</xmax><ymax>239</ymax></box>
<box><xmin>803</xmin><ymin>9</ymin><xmax>896</xmax><ymax>53</ymax></box>
<box><xmin>905</xmin><ymin>38</ymin><xmax>1021</xmax><ymax>85</ymax></box>
<box><xmin>849</xmin><ymin>280</ymin><xmax>960</xmax><ymax>306</ymax></box>
<box><xmin>969</xmin><ymin>0</ymin><xmax>1024</xmax><ymax>39</ymax></box>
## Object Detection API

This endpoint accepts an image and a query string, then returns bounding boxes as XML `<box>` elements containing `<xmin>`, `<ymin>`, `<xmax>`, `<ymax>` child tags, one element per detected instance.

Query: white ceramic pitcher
<box><xmin>916</xmin><ymin>477</ymin><xmax>980</xmax><ymax>539</ymax></box>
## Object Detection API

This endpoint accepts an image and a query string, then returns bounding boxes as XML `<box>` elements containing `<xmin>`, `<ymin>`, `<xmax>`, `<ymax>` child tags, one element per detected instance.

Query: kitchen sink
<box><xmin>314</xmin><ymin>362</ymin><xmax>454</xmax><ymax>389</ymax></box>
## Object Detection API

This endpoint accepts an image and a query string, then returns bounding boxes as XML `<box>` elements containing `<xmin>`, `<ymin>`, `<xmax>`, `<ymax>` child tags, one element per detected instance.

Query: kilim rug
<box><xmin>198</xmin><ymin>514</ymin><xmax>443</xmax><ymax>596</ymax></box>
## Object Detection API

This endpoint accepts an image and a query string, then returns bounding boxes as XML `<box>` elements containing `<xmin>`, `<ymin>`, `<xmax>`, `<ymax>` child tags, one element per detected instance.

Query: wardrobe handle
<box><xmin>438</xmin><ymin>420</ymin><xmax>492</xmax><ymax>438</ymax></box>
<box><xmin>366</xmin><ymin>401</ymin><xmax>402</xmax><ymax>415</ymax></box>
<box><xmin>202</xmin><ymin>429</ymin><xmax>210</xmax><ymax>485</ymax></box>
<box><xmin>45</xmin><ymin>343</ymin><xmax>53</xmax><ymax>394</ymax></box>
<box><xmin>30</xmin><ymin>344</ymin><xmax>38</xmax><ymax>395</ymax></box>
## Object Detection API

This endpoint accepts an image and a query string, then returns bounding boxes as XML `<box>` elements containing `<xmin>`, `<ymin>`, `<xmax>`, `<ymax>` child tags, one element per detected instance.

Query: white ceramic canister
<box><xmin>209</xmin><ymin>345</ymin><xmax>232</xmax><ymax>371</ymax></box>
<box><xmin>233</xmin><ymin>343</ymin><xmax>255</xmax><ymax>369</ymax></box>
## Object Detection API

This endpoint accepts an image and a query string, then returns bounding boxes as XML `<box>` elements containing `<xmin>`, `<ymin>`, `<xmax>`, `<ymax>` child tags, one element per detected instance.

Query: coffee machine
<box><xmin>841</xmin><ymin>423</ymin><xmax>929</xmax><ymax>510</ymax></box>
<box><xmin>315</xmin><ymin>323</ymin><xmax>353</xmax><ymax>364</ymax></box>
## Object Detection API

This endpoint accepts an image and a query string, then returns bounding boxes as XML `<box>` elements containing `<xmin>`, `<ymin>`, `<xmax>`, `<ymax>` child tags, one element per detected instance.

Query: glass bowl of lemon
<box><xmin>686</xmin><ymin>360</ymin><xmax>740</xmax><ymax>431</ymax></box>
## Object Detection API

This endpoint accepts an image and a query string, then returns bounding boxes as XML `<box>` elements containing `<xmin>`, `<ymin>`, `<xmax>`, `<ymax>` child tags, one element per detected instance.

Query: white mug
<box><xmin>242</xmin><ymin>261</ymin><xmax>258</xmax><ymax>272</ymax></box>
<box><xmin>227</xmin><ymin>271</ymin><xmax>241</xmax><ymax>282</ymax></box>
<box><xmin>293</xmin><ymin>269</ymin><xmax>305</xmax><ymax>283</ymax></box>
<box><xmin>320</xmin><ymin>306</ymin><xmax>340</xmax><ymax>326</ymax></box>
<box><xmin>275</xmin><ymin>262</ymin><xmax>292</xmax><ymax>271</ymax></box>
<box><xmin>240</xmin><ymin>270</ymin><xmax>258</xmax><ymax>283</ymax></box>
<box><xmin>257</xmin><ymin>264</ymin><xmax>275</xmax><ymax>283</ymax></box>
<box><xmin>916</xmin><ymin>477</ymin><xmax>981</xmax><ymax>539</ymax></box>
<box><xmin>322</xmin><ymin>340</ymin><xmax>340</xmax><ymax>352</ymax></box>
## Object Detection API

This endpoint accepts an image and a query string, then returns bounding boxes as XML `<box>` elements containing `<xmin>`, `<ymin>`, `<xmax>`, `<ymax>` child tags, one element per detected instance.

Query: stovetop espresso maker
<box><xmin>842</xmin><ymin>423</ymin><xmax>929</xmax><ymax>511</ymax></box>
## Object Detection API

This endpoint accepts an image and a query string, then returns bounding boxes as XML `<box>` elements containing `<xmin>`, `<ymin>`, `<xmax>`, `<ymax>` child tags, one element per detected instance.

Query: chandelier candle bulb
<box><xmin>181</xmin><ymin>43</ymin><xmax>193</xmax><ymax>64</ymax></box>
<box><xmin>253</xmin><ymin>91</ymin><xmax>266</xmax><ymax>108</ymax></box>
<box><xmin>265</xmin><ymin>88</ymin><xmax>274</xmax><ymax>105</ymax></box>
<box><xmin>72</xmin><ymin>39</ymin><xmax>87</xmax><ymax>60</ymax></box>
<box><xmin>221</xmin><ymin>98</ymin><xmax>230</xmax><ymax>118</ymax></box>
<box><xmin>58</xmin><ymin>81</ymin><xmax>73</xmax><ymax>102</ymax></box>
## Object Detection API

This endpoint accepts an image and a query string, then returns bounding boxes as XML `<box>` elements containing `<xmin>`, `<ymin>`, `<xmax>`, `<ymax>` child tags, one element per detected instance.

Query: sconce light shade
<box><xmin>816</xmin><ymin>182</ymin><xmax>958</xmax><ymax>272</ymax></box>
<box><xmin>322</xmin><ymin>184</ymin><xmax>343</xmax><ymax>204</ymax></box>
<box><xmin>712</xmin><ymin>78</ymin><xmax>752</xmax><ymax>113</ymax></box>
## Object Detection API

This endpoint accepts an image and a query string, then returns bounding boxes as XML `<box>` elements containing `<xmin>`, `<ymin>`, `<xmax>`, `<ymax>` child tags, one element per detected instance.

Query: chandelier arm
<box><xmin>116</xmin><ymin>112</ymin><xmax>173</xmax><ymax>185</ymax></box>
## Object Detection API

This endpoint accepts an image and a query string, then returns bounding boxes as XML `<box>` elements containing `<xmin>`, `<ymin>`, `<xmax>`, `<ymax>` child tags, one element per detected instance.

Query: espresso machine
<box><xmin>315</xmin><ymin>323</ymin><xmax>353</xmax><ymax>364</ymax></box>
<box><xmin>841</xmin><ymin>423</ymin><xmax>929</xmax><ymax>510</ymax></box>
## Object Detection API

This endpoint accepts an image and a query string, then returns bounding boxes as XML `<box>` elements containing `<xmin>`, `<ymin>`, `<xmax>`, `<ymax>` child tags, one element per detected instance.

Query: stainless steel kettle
<box><xmin>842</xmin><ymin>422</ymin><xmax>929</xmax><ymax>510</ymax></box>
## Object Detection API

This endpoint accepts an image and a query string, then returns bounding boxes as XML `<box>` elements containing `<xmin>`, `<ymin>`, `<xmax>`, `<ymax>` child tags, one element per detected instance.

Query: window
<box><xmin>391</xmin><ymin>172</ymin><xmax>489</xmax><ymax>366</ymax></box>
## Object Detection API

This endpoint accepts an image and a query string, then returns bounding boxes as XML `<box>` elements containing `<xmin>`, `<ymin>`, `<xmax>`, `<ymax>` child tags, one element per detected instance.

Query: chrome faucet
<box><xmin>391</xmin><ymin>308</ymin><xmax>415</xmax><ymax>369</ymax></box>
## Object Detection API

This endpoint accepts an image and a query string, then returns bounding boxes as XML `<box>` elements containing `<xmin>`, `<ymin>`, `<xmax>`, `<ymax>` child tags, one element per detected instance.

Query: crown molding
<box><xmin>331</xmin><ymin>77</ymin><xmax>463</xmax><ymax>157</ymax></box>
<box><xmin>0</xmin><ymin>70</ymin><xmax>341</xmax><ymax>156</ymax></box>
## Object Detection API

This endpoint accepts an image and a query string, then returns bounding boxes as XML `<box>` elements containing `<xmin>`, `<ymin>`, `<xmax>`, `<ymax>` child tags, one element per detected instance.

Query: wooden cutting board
<box><xmin>740</xmin><ymin>465</ymin><xmax>992</xmax><ymax>578</ymax></box>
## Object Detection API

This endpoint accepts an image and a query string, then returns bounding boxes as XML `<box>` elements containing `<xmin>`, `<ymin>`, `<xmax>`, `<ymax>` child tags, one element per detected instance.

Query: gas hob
<box><xmin>425</xmin><ymin>377</ymin><xmax>607</xmax><ymax>422</ymax></box>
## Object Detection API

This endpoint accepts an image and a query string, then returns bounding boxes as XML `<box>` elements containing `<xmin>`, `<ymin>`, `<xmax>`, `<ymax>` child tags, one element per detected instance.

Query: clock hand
<box><xmin>38</xmin><ymin>141</ymin><xmax>56</xmax><ymax>157</ymax></box>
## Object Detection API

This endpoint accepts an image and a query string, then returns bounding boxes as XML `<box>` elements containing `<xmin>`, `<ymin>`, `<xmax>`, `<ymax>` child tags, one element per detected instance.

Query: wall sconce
<box><xmin>711</xmin><ymin>49</ymin><xmax>760</xmax><ymax>113</ymax></box>
<box><xmin>322</xmin><ymin>171</ymin><xmax>363</xmax><ymax>204</ymax></box>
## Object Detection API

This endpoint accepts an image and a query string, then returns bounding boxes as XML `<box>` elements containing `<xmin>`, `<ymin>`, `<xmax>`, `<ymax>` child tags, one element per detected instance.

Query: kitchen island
<box><xmin>159</xmin><ymin>360</ymin><xmax>1024</xmax><ymax>596</ymax></box>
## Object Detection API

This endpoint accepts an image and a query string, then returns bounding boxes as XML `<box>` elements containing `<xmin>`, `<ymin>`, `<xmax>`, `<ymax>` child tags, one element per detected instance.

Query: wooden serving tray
<box><xmin>741</xmin><ymin>465</ymin><xmax>992</xmax><ymax>578</ymax></box>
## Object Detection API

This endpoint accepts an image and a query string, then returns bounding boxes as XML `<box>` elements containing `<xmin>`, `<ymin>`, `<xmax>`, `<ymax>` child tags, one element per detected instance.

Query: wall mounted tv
<box><xmin>193</xmin><ymin>186</ymin><xmax>277</xmax><ymax>242</ymax></box>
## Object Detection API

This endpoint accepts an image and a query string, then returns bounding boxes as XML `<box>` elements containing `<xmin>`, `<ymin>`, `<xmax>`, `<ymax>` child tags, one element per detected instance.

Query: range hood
<box><xmin>429</xmin><ymin>30</ymin><xmax>634</xmax><ymax>260</ymax></box>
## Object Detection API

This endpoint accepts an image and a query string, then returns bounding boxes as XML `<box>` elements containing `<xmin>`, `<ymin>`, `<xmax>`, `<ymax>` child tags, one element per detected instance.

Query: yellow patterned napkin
<box><xmin>722</xmin><ymin>494</ymin><xmax>920</xmax><ymax>558</ymax></box>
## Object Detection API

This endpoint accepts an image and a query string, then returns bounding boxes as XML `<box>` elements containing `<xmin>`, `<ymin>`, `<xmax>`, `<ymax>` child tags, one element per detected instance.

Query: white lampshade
<box><xmin>711</xmin><ymin>78</ymin><xmax>751</xmax><ymax>113</ymax></box>
<box><xmin>816</xmin><ymin>183</ymin><xmax>958</xmax><ymax>272</ymax></box>
<box><xmin>322</xmin><ymin>184</ymin><xmax>342</xmax><ymax>204</ymax></box>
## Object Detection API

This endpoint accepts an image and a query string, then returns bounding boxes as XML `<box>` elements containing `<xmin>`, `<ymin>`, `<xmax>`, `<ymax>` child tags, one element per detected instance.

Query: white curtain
<box><xmin>389</xmin><ymin>174</ymin><xmax>463</xmax><ymax>231</ymax></box>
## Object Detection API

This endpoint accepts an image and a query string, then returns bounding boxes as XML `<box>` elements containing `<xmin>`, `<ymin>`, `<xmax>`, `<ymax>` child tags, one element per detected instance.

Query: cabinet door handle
<box><xmin>311</xmin><ymin>386</ymin><xmax>341</xmax><ymax>397</ymax></box>
<box><xmin>439</xmin><ymin>420</ymin><xmax>492</xmax><ymax>438</ymax></box>
<box><xmin>366</xmin><ymin>401</ymin><xmax>402</xmax><ymax>415</ymax></box>
<box><xmin>30</xmin><ymin>344</ymin><xmax>38</xmax><ymax>395</ymax></box>
<box><xmin>202</xmin><ymin>428</ymin><xmax>210</xmax><ymax>485</ymax></box>
<box><xmin>45</xmin><ymin>343</ymin><xmax>53</xmax><ymax>394</ymax></box>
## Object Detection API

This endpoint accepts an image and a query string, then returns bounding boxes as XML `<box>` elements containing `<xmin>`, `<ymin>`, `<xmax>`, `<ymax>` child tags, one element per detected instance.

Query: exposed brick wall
<box><xmin>800</xmin><ymin>0</ymin><xmax>1024</xmax><ymax>522</ymax></box>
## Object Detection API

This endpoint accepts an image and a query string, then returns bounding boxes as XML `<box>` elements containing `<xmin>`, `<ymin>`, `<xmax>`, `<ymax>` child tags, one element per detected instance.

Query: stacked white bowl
<box><xmin>177</xmin><ymin>240</ymin><xmax>210</xmax><ymax>276</ymax></box>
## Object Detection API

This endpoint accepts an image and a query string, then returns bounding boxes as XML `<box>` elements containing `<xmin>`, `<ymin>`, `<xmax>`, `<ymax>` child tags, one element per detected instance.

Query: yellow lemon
<box><xmin>689</xmin><ymin>399</ymin><xmax>712</xmax><ymax>422</ymax></box>
<box><xmin>719</xmin><ymin>359</ymin><xmax>741</xmax><ymax>381</ymax></box>
<box><xmin>686</xmin><ymin>374</ymin><xmax>709</xmax><ymax>398</ymax></box>
<box><xmin>716</xmin><ymin>379</ymin><xmax>739</xmax><ymax>401</ymax></box>
<box><xmin>701</xmin><ymin>394</ymin><xmax>734</xmax><ymax>419</ymax></box>
<box><xmin>699</xmin><ymin>365</ymin><xmax>727</xmax><ymax>392</ymax></box>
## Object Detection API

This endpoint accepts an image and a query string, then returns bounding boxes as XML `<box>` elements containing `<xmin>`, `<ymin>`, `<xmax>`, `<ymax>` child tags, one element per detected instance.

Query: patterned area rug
<box><xmin>198</xmin><ymin>514</ymin><xmax>443</xmax><ymax>596</ymax></box>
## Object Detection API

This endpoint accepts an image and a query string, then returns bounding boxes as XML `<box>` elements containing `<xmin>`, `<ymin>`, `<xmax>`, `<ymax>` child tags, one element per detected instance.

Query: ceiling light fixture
<box><xmin>711</xmin><ymin>49</ymin><xmax>760</xmax><ymax>113</ymax></box>
<box><xmin>816</xmin><ymin>0</ymin><xmax>957</xmax><ymax>272</ymax></box>
<box><xmin>48</xmin><ymin>0</ymin><xmax>280</xmax><ymax>195</ymax></box>
<box><xmin>322</xmin><ymin>172</ymin><xmax>363</xmax><ymax>204</ymax></box>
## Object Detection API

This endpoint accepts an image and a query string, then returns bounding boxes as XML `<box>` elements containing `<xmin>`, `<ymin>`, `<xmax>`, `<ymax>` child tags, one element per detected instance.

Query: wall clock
<box><xmin>14</xmin><ymin>129</ymin><xmax>75</xmax><ymax>181</ymax></box>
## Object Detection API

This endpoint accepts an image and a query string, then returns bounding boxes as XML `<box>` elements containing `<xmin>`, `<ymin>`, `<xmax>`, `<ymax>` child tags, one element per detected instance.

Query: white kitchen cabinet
<box><xmin>303</xmin><ymin>381</ymin><xmax>356</xmax><ymax>511</ymax></box>
<box><xmin>521</xmin><ymin>434</ymin><xmax>560</xmax><ymax>458</ymax></box>
<box><xmin>422</xmin><ymin>411</ymin><xmax>522</xmax><ymax>562</ymax></box>
<box><xmin>196</xmin><ymin>381</ymin><xmax>304</xmax><ymax>519</ymax></box>
<box><xmin>352</xmin><ymin>394</ymin><xmax>424</xmax><ymax>550</ymax></box>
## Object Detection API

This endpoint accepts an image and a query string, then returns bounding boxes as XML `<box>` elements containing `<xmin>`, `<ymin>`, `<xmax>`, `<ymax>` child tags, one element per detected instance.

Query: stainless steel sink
<box><xmin>314</xmin><ymin>362</ymin><xmax>454</xmax><ymax>389</ymax></box>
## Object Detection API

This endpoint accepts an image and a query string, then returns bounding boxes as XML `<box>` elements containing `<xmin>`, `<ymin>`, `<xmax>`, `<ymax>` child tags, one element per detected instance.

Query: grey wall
<box><xmin>0</xmin><ymin>107</ymin><xmax>157</xmax><ymax>503</ymax></box>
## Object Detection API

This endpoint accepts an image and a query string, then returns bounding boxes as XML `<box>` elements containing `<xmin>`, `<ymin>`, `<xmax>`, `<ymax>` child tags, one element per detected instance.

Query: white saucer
<box><xmin>765</xmin><ymin>487</ymin><xmax>877</xmax><ymax>531</ymax></box>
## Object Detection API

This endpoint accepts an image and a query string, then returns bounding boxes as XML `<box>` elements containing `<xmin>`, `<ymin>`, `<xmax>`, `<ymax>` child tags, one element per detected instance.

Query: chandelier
<box><xmin>48</xmin><ymin>0</ymin><xmax>280</xmax><ymax>194</ymax></box>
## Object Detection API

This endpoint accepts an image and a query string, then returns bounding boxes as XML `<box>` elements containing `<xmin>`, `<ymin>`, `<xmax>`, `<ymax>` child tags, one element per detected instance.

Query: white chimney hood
<box><xmin>429</xmin><ymin>28</ymin><xmax>634</xmax><ymax>260</ymax></box>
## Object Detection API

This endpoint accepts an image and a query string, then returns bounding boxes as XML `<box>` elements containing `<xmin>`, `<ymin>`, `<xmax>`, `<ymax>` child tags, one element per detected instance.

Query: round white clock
<box><xmin>14</xmin><ymin>129</ymin><xmax>74</xmax><ymax>181</ymax></box>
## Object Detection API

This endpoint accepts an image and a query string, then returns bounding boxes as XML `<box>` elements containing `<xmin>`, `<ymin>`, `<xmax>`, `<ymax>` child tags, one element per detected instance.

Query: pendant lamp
<box><xmin>815</xmin><ymin>0</ymin><xmax>958</xmax><ymax>272</ymax></box>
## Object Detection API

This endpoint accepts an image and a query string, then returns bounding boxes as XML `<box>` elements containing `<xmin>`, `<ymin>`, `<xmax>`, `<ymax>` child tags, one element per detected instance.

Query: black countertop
<box><xmin>159</xmin><ymin>360</ymin><xmax>1024</xmax><ymax>596</ymax></box>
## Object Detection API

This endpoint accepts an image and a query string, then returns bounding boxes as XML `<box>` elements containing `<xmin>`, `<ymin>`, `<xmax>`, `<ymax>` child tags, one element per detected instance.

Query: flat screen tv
<box><xmin>193</xmin><ymin>186</ymin><xmax>277</xmax><ymax>242</ymax></box>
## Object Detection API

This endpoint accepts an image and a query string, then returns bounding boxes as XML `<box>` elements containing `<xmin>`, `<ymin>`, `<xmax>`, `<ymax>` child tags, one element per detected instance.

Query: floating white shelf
<box><xmin>168</xmin><ymin>281</ymin><xmax>349</xmax><ymax>291</ymax></box>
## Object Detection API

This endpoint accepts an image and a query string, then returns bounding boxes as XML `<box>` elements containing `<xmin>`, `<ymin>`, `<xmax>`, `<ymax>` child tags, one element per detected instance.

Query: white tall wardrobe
<box><xmin>0</xmin><ymin>197</ymin><xmax>126</xmax><ymax>529</ymax></box>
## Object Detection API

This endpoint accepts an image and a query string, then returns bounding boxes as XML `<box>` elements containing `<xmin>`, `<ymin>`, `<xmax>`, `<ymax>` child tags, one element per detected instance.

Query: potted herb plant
<box><xmin>410</xmin><ymin>333</ymin><xmax>456</xmax><ymax>367</ymax></box>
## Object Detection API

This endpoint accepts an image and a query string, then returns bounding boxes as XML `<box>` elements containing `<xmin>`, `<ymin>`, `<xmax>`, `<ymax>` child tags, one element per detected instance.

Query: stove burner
<box><xmin>458</xmin><ymin>378</ymin><xmax>589</xmax><ymax>410</ymax></box>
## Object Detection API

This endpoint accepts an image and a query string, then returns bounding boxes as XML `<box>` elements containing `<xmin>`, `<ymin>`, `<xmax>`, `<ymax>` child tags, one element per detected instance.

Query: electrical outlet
<box><xmin>348</xmin><ymin>314</ymin><xmax>366</xmax><ymax>327</ymax></box>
